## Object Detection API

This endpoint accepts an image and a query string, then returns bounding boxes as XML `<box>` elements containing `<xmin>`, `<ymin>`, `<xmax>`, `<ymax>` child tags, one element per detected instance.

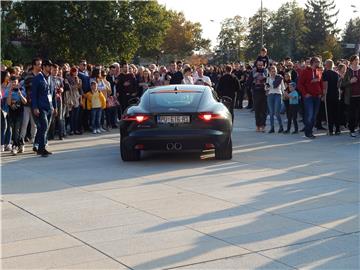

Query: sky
<box><xmin>158</xmin><ymin>0</ymin><xmax>359</xmax><ymax>47</ymax></box>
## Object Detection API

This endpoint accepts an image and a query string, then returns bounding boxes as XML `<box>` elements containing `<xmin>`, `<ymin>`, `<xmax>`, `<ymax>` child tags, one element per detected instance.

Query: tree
<box><xmin>217</xmin><ymin>16</ymin><xmax>247</xmax><ymax>62</ymax></box>
<box><xmin>161</xmin><ymin>11</ymin><xmax>210</xmax><ymax>60</ymax></box>
<box><xmin>244</xmin><ymin>8</ymin><xmax>273</xmax><ymax>60</ymax></box>
<box><xmin>303</xmin><ymin>0</ymin><xmax>340</xmax><ymax>56</ymax></box>
<box><xmin>1</xmin><ymin>1</ymin><xmax>183</xmax><ymax>64</ymax></box>
<box><xmin>342</xmin><ymin>17</ymin><xmax>360</xmax><ymax>58</ymax></box>
<box><xmin>267</xmin><ymin>1</ymin><xmax>308</xmax><ymax>61</ymax></box>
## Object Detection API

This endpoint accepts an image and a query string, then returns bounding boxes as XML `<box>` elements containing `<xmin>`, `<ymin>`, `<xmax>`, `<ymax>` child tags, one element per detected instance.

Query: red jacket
<box><xmin>298</xmin><ymin>67</ymin><xmax>323</xmax><ymax>97</ymax></box>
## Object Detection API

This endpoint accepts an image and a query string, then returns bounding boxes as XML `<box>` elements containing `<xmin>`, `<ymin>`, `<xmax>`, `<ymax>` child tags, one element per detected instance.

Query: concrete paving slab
<box><xmin>91</xmin><ymin>229</ymin><xmax>220</xmax><ymax>258</ymax></box>
<box><xmin>282</xmin><ymin>203</ymin><xmax>360</xmax><ymax>233</ymax></box>
<box><xmin>172</xmin><ymin>253</ymin><xmax>293</xmax><ymax>269</ymax></box>
<box><xmin>126</xmin><ymin>193</ymin><xmax>236</xmax><ymax>220</ymax></box>
<box><xmin>118</xmin><ymin>240</ymin><xmax>248</xmax><ymax>270</ymax></box>
<box><xmin>48</xmin><ymin>258</ymin><xmax>130</xmax><ymax>269</ymax></box>
<box><xmin>1</xmin><ymin>234</ymin><xmax>81</xmax><ymax>259</ymax></box>
<box><xmin>95</xmin><ymin>184</ymin><xmax>188</xmax><ymax>203</ymax></box>
<box><xmin>260</xmin><ymin>233</ymin><xmax>360</xmax><ymax>269</ymax></box>
<box><xmin>1</xmin><ymin>245</ymin><xmax>108</xmax><ymax>269</ymax></box>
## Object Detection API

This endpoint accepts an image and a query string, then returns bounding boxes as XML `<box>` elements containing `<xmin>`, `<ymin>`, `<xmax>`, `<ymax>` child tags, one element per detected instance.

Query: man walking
<box><xmin>31</xmin><ymin>59</ymin><xmax>57</xmax><ymax>157</ymax></box>
<box><xmin>216</xmin><ymin>65</ymin><xmax>240</xmax><ymax>122</ymax></box>
<box><xmin>298</xmin><ymin>57</ymin><xmax>323</xmax><ymax>139</ymax></box>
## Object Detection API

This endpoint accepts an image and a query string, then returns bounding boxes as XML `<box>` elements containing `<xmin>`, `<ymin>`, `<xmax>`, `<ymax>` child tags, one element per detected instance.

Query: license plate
<box><xmin>157</xmin><ymin>115</ymin><xmax>190</xmax><ymax>124</ymax></box>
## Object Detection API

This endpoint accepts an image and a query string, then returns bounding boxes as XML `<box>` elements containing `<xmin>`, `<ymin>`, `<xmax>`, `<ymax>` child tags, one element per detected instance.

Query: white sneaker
<box><xmin>350</xmin><ymin>132</ymin><xmax>357</xmax><ymax>138</ymax></box>
<box><xmin>18</xmin><ymin>145</ymin><xmax>25</xmax><ymax>153</ymax></box>
<box><xmin>92</xmin><ymin>130</ymin><xmax>97</xmax><ymax>134</ymax></box>
<box><xmin>100</xmin><ymin>128</ymin><xmax>106</xmax><ymax>132</ymax></box>
<box><xmin>1</xmin><ymin>145</ymin><xmax>4</xmax><ymax>152</ymax></box>
<box><xmin>11</xmin><ymin>147</ymin><xmax>18</xmax><ymax>155</ymax></box>
<box><xmin>96</xmin><ymin>129</ymin><xmax>101</xmax><ymax>134</ymax></box>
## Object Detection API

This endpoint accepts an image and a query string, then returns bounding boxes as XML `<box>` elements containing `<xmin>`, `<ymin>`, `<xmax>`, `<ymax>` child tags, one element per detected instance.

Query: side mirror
<box><xmin>128</xmin><ymin>97</ymin><xmax>140</xmax><ymax>106</ymax></box>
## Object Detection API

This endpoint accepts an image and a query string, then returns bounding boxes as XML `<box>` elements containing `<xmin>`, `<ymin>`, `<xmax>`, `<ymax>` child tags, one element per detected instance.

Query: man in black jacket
<box><xmin>216</xmin><ymin>65</ymin><xmax>240</xmax><ymax>122</ymax></box>
<box><xmin>247</xmin><ymin>60</ymin><xmax>268</xmax><ymax>132</ymax></box>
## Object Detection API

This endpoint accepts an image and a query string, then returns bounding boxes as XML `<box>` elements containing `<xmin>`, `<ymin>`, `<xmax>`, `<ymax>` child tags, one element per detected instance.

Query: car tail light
<box><xmin>198</xmin><ymin>113</ymin><xmax>224</xmax><ymax>121</ymax></box>
<box><xmin>122</xmin><ymin>115</ymin><xmax>150</xmax><ymax>123</ymax></box>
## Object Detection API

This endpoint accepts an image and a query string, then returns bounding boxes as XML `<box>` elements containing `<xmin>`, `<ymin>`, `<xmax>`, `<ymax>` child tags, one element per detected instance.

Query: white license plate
<box><xmin>157</xmin><ymin>115</ymin><xmax>190</xmax><ymax>124</ymax></box>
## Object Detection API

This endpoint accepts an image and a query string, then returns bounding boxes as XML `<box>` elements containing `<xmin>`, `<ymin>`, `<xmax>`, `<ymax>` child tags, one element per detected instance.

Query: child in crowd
<box><xmin>85</xmin><ymin>81</ymin><xmax>106</xmax><ymax>134</ymax></box>
<box><xmin>284</xmin><ymin>82</ymin><xmax>299</xmax><ymax>134</ymax></box>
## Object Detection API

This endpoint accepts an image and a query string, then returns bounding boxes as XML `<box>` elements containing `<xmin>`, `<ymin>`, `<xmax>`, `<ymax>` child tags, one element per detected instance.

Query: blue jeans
<box><xmin>303</xmin><ymin>96</ymin><xmax>320</xmax><ymax>136</ymax></box>
<box><xmin>91</xmin><ymin>108</ymin><xmax>102</xmax><ymax>130</ymax></box>
<box><xmin>70</xmin><ymin>106</ymin><xmax>80</xmax><ymax>133</ymax></box>
<box><xmin>34</xmin><ymin>109</ymin><xmax>52</xmax><ymax>150</ymax></box>
<box><xmin>267</xmin><ymin>94</ymin><xmax>283</xmax><ymax>128</ymax></box>
<box><xmin>1</xmin><ymin>111</ymin><xmax>10</xmax><ymax>146</ymax></box>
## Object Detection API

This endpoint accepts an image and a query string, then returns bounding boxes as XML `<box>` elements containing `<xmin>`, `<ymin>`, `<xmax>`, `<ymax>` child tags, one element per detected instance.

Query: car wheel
<box><xmin>215</xmin><ymin>136</ymin><xmax>232</xmax><ymax>160</ymax></box>
<box><xmin>120</xmin><ymin>138</ymin><xmax>140</xmax><ymax>161</ymax></box>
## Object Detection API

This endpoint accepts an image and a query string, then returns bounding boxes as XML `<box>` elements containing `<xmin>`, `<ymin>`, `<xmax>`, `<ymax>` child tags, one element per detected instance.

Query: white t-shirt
<box><xmin>194</xmin><ymin>75</ymin><xmax>212</xmax><ymax>86</ymax></box>
<box><xmin>182</xmin><ymin>76</ymin><xmax>194</xmax><ymax>85</ymax></box>
<box><xmin>266</xmin><ymin>76</ymin><xmax>285</xmax><ymax>95</ymax></box>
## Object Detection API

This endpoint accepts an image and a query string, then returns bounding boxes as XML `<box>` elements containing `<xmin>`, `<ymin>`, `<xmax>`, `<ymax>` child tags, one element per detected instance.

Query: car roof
<box><xmin>148</xmin><ymin>85</ymin><xmax>209</xmax><ymax>94</ymax></box>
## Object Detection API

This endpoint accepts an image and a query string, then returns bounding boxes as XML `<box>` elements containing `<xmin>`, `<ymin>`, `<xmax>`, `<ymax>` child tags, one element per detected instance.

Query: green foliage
<box><xmin>267</xmin><ymin>1</ymin><xmax>308</xmax><ymax>60</ymax></box>
<box><xmin>303</xmin><ymin>0</ymin><xmax>340</xmax><ymax>56</ymax></box>
<box><xmin>2</xmin><ymin>59</ymin><xmax>13</xmax><ymax>68</ymax></box>
<box><xmin>342</xmin><ymin>17</ymin><xmax>360</xmax><ymax>58</ymax></box>
<box><xmin>1</xmin><ymin>1</ymin><xmax>185</xmax><ymax>64</ymax></box>
<box><xmin>244</xmin><ymin>8</ymin><xmax>273</xmax><ymax>60</ymax></box>
<box><xmin>161</xmin><ymin>11</ymin><xmax>211</xmax><ymax>59</ymax></box>
<box><xmin>217</xmin><ymin>16</ymin><xmax>247</xmax><ymax>61</ymax></box>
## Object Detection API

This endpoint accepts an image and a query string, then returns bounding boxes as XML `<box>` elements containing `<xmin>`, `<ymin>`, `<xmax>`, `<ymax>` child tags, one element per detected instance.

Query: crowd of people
<box><xmin>1</xmin><ymin>49</ymin><xmax>359</xmax><ymax>157</ymax></box>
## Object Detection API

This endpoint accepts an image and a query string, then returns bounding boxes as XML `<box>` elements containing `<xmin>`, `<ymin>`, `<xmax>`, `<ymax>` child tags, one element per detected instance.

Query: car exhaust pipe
<box><xmin>174</xmin><ymin>143</ymin><xmax>182</xmax><ymax>150</ymax></box>
<box><xmin>166</xmin><ymin>143</ymin><xmax>174</xmax><ymax>150</ymax></box>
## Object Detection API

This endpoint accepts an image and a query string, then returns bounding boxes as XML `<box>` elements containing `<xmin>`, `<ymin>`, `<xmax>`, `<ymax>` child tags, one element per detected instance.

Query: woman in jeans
<box><xmin>266</xmin><ymin>66</ymin><xmax>285</xmax><ymax>133</ymax></box>
<box><xmin>1</xmin><ymin>71</ymin><xmax>11</xmax><ymax>152</ymax></box>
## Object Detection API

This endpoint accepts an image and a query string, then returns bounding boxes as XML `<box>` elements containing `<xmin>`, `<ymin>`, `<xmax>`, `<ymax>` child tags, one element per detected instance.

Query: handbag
<box><xmin>106</xmin><ymin>95</ymin><xmax>119</xmax><ymax>108</ymax></box>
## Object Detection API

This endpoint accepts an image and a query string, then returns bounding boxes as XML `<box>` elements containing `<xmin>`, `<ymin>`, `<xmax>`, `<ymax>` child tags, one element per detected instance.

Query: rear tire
<box><xmin>215</xmin><ymin>137</ymin><xmax>232</xmax><ymax>160</ymax></box>
<box><xmin>120</xmin><ymin>138</ymin><xmax>140</xmax><ymax>161</ymax></box>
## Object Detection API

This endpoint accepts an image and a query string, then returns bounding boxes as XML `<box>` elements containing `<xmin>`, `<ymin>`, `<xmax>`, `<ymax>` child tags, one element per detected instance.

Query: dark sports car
<box><xmin>120</xmin><ymin>85</ymin><xmax>233</xmax><ymax>161</ymax></box>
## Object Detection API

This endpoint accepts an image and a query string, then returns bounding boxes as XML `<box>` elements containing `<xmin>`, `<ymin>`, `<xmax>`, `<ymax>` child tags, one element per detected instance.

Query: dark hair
<box><xmin>1</xmin><ymin>71</ymin><xmax>9</xmax><ymax>84</ymax></box>
<box><xmin>349</xmin><ymin>55</ymin><xmax>359</xmax><ymax>63</ymax></box>
<box><xmin>176</xmin><ymin>60</ymin><xmax>183</xmax><ymax>65</ymax></box>
<box><xmin>183</xmin><ymin>67</ymin><xmax>191</xmax><ymax>73</ymax></box>
<box><xmin>310</xmin><ymin>57</ymin><xmax>320</xmax><ymax>65</ymax></box>
<box><xmin>109</xmin><ymin>65</ymin><xmax>115</xmax><ymax>69</ymax></box>
<box><xmin>225</xmin><ymin>65</ymin><xmax>232</xmax><ymax>73</ymax></box>
<box><xmin>79</xmin><ymin>59</ymin><xmax>87</xmax><ymax>65</ymax></box>
<box><xmin>32</xmin><ymin>57</ymin><xmax>42</xmax><ymax>67</ymax></box>
<box><xmin>337</xmin><ymin>63</ymin><xmax>346</xmax><ymax>70</ymax></box>
<box><xmin>260</xmin><ymin>47</ymin><xmax>267</xmax><ymax>52</ymax></box>
<box><xmin>6</xmin><ymin>67</ymin><xmax>15</xmax><ymax>75</ymax></box>
<box><xmin>91</xmin><ymin>68</ymin><xmax>100</xmax><ymax>79</ymax></box>
<box><xmin>51</xmin><ymin>64</ymin><xmax>59</xmax><ymax>69</ymax></box>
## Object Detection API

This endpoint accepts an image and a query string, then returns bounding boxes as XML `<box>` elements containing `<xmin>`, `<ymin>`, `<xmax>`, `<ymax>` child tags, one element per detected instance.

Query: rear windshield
<box><xmin>149</xmin><ymin>91</ymin><xmax>203</xmax><ymax>110</ymax></box>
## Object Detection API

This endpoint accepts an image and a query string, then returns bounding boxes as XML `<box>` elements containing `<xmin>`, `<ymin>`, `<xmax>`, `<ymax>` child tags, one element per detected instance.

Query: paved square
<box><xmin>1</xmin><ymin>110</ymin><xmax>359</xmax><ymax>269</ymax></box>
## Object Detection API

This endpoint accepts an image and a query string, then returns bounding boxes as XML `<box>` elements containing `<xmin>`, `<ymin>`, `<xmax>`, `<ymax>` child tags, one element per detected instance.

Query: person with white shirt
<box><xmin>194</xmin><ymin>66</ymin><xmax>212</xmax><ymax>87</ymax></box>
<box><xmin>181</xmin><ymin>67</ymin><xmax>194</xmax><ymax>85</ymax></box>
<box><xmin>266</xmin><ymin>65</ymin><xmax>285</xmax><ymax>133</ymax></box>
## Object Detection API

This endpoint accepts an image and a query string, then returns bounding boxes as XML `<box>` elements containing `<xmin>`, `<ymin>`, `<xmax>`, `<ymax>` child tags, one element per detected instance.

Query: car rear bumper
<box><xmin>122</xmin><ymin>129</ymin><xmax>230</xmax><ymax>151</ymax></box>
